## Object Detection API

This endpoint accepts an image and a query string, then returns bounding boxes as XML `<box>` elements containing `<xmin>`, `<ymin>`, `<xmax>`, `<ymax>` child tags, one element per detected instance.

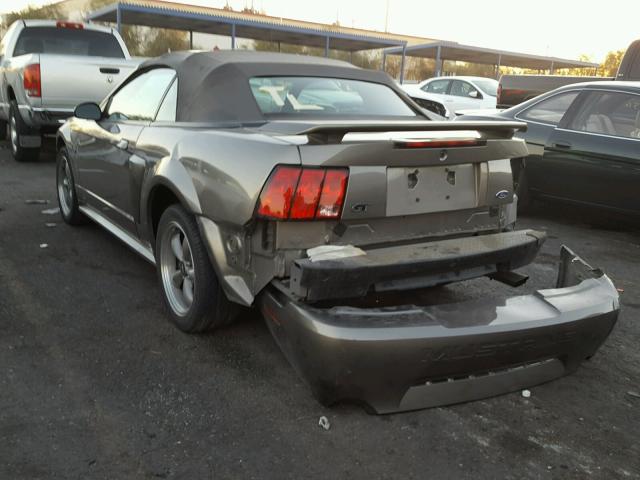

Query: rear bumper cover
<box><xmin>259</xmin><ymin>246</ymin><xmax>619</xmax><ymax>413</ymax></box>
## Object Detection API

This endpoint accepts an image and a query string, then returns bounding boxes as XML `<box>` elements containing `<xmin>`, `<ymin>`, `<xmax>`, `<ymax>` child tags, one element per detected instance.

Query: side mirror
<box><xmin>469</xmin><ymin>90</ymin><xmax>481</xmax><ymax>99</ymax></box>
<box><xmin>74</xmin><ymin>102</ymin><xmax>102</xmax><ymax>121</ymax></box>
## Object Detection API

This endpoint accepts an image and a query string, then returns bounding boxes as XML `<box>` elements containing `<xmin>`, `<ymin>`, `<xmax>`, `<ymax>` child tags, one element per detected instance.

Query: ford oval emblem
<box><xmin>495</xmin><ymin>189</ymin><xmax>510</xmax><ymax>199</ymax></box>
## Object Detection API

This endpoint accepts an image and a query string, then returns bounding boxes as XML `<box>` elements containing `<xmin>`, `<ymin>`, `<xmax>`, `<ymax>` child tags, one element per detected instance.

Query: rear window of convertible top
<box><xmin>249</xmin><ymin>76</ymin><xmax>417</xmax><ymax>117</ymax></box>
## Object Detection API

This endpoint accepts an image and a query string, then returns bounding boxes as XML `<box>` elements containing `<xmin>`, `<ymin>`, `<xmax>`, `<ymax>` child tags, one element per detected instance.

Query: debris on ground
<box><xmin>617</xmin><ymin>288</ymin><xmax>625</xmax><ymax>293</ymax></box>
<box><xmin>45</xmin><ymin>223</ymin><xmax>57</xmax><ymax>228</ymax></box>
<box><xmin>522</xmin><ymin>389</ymin><xmax>531</xmax><ymax>398</ymax></box>
<box><xmin>627</xmin><ymin>391</ymin><xmax>640</xmax><ymax>399</ymax></box>
<box><xmin>39</xmin><ymin>243</ymin><xmax>48</xmax><ymax>249</ymax></box>
<box><xmin>25</xmin><ymin>199</ymin><xmax>49</xmax><ymax>205</ymax></box>
<box><xmin>41</xmin><ymin>207</ymin><xmax>60</xmax><ymax>215</ymax></box>
<box><xmin>318</xmin><ymin>416</ymin><xmax>331</xmax><ymax>431</ymax></box>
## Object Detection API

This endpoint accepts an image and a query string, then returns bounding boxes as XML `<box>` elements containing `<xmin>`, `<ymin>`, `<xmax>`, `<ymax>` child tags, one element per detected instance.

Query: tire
<box><xmin>9</xmin><ymin>101</ymin><xmax>40</xmax><ymax>162</ymax></box>
<box><xmin>0</xmin><ymin>119</ymin><xmax>7</xmax><ymax>141</ymax></box>
<box><xmin>56</xmin><ymin>146</ymin><xmax>86</xmax><ymax>225</ymax></box>
<box><xmin>155</xmin><ymin>204</ymin><xmax>237</xmax><ymax>333</ymax></box>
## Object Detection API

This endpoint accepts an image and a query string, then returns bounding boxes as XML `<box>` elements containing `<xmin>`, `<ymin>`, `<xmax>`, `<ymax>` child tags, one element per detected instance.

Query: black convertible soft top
<box><xmin>138</xmin><ymin>50</ymin><xmax>419</xmax><ymax>123</ymax></box>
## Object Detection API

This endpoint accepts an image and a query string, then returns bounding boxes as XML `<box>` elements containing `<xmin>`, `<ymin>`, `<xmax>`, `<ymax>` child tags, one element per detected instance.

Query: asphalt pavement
<box><xmin>1</xmin><ymin>140</ymin><xmax>639</xmax><ymax>479</ymax></box>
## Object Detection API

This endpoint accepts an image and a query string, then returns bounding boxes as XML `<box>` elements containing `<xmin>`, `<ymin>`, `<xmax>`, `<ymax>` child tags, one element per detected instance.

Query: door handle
<box><xmin>553</xmin><ymin>141</ymin><xmax>572</xmax><ymax>149</ymax></box>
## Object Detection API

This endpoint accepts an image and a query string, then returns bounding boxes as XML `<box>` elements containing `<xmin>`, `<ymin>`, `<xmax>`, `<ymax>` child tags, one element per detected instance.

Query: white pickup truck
<box><xmin>0</xmin><ymin>20</ymin><xmax>139</xmax><ymax>161</ymax></box>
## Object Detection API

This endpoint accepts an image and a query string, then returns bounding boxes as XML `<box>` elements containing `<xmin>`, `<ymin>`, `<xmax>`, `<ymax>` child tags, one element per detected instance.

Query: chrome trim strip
<box><xmin>77</xmin><ymin>185</ymin><xmax>135</xmax><ymax>222</ymax></box>
<box><xmin>554</xmin><ymin>127</ymin><xmax>640</xmax><ymax>142</ymax></box>
<box><xmin>79</xmin><ymin>204</ymin><xmax>155</xmax><ymax>265</ymax></box>
<box><xmin>31</xmin><ymin>107</ymin><xmax>75</xmax><ymax>114</ymax></box>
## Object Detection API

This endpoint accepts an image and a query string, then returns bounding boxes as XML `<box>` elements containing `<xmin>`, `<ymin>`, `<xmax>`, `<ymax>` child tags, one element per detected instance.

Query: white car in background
<box><xmin>402</xmin><ymin>76</ymin><xmax>499</xmax><ymax>118</ymax></box>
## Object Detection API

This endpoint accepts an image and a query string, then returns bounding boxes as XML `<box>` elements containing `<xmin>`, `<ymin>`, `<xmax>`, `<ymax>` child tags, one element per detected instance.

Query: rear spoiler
<box><xmin>267</xmin><ymin>120</ymin><xmax>527</xmax><ymax>144</ymax></box>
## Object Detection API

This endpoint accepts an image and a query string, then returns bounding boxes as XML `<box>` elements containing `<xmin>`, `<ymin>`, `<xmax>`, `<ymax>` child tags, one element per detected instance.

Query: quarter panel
<box><xmin>137</xmin><ymin>126</ymin><xmax>302</xmax><ymax>230</ymax></box>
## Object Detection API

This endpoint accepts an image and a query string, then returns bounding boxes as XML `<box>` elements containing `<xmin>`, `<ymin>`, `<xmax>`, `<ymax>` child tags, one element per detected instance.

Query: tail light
<box><xmin>497</xmin><ymin>83</ymin><xmax>502</xmax><ymax>105</ymax></box>
<box><xmin>23</xmin><ymin>64</ymin><xmax>41</xmax><ymax>98</ymax></box>
<box><xmin>257</xmin><ymin>166</ymin><xmax>349</xmax><ymax>220</ymax></box>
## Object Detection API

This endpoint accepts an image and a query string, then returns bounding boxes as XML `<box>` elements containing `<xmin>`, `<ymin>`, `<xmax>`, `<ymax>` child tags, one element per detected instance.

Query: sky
<box><xmin>3</xmin><ymin>0</ymin><xmax>638</xmax><ymax>62</ymax></box>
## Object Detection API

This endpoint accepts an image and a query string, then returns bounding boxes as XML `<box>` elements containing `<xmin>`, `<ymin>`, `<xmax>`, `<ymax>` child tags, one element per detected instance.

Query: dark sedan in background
<box><xmin>460</xmin><ymin>82</ymin><xmax>640</xmax><ymax>217</ymax></box>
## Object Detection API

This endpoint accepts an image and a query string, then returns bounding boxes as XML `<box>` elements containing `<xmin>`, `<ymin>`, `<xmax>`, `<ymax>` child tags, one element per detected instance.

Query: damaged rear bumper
<box><xmin>258</xmin><ymin>246</ymin><xmax>619</xmax><ymax>414</ymax></box>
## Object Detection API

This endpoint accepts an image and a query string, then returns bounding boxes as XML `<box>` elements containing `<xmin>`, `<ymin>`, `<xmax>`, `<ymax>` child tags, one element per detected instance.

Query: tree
<box><xmin>81</xmin><ymin>0</ymin><xmax>188</xmax><ymax>57</ymax></box>
<box><xmin>2</xmin><ymin>4</ymin><xmax>63</xmax><ymax>33</ymax></box>
<box><xmin>142</xmin><ymin>29</ymin><xmax>189</xmax><ymax>57</ymax></box>
<box><xmin>600</xmin><ymin>50</ymin><xmax>625</xmax><ymax>77</ymax></box>
<box><xmin>83</xmin><ymin>0</ymin><xmax>145</xmax><ymax>56</ymax></box>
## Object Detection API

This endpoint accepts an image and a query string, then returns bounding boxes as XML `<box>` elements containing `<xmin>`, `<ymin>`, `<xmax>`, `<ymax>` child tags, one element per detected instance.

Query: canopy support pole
<box><xmin>382</xmin><ymin>51</ymin><xmax>387</xmax><ymax>71</ymax></box>
<box><xmin>231</xmin><ymin>23</ymin><xmax>236</xmax><ymax>49</ymax></box>
<box><xmin>496</xmin><ymin>53</ymin><xmax>502</xmax><ymax>79</ymax></box>
<box><xmin>399</xmin><ymin>43</ymin><xmax>406</xmax><ymax>84</ymax></box>
<box><xmin>550</xmin><ymin>61</ymin><xmax>555</xmax><ymax>74</ymax></box>
<box><xmin>435</xmin><ymin>45</ymin><xmax>442</xmax><ymax>76</ymax></box>
<box><xmin>189</xmin><ymin>31</ymin><xmax>193</xmax><ymax>49</ymax></box>
<box><xmin>116</xmin><ymin>4</ymin><xmax>121</xmax><ymax>33</ymax></box>
<box><xmin>325</xmin><ymin>36</ymin><xmax>330</xmax><ymax>57</ymax></box>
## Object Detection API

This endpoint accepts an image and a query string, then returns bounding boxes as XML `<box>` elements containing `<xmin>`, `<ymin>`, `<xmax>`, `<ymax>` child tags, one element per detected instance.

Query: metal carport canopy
<box><xmin>385</xmin><ymin>40</ymin><xmax>599</xmax><ymax>71</ymax></box>
<box><xmin>87</xmin><ymin>0</ymin><xmax>406</xmax><ymax>53</ymax></box>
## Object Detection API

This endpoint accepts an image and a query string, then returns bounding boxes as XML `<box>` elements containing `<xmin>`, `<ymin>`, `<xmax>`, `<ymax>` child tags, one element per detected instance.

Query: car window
<box><xmin>13</xmin><ymin>27</ymin><xmax>125</xmax><ymax>58</ymax></box>
<box><xmin>472</xmin><ymin>79</ymin><xmax>498</xmax><ymax>97</ymax></box>
<box><xmin>518</xmin><ymin>91</ymin><xmax>579</xmax><ymax>125</ymax></box>
<box><xmin>566</xmin><ymin>91</ymin><xmax>640</xmax><ymax>139</ymax></box>
<box><xmin>423</xmin><ymin>79</ymin><xmax>450</xmax><ymax>94</ymax></box>
<box><xmin>249</xmin><ymin>77</ymin><xmax>417</xmax><ymax>117</ymax></box>
<box><xmin>106</xmin><ymin>68</ymin><xmax>176</xmax><ymax>122</ymax></box>
<box><xmin>450</xmin><ymin>80</ymin><xmax>478</xmax><ymax>98</ymax></box>
<box><xmin>155</xmin><ymin>80</ymin><xmax>177</xmax><ymax>122</ymax></box>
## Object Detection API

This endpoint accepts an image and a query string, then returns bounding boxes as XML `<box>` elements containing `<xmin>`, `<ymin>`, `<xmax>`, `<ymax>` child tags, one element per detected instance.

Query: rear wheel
<box><xmin>9</xmin><ymin>101</ymin><xmax>40</xmax><ymax>162</ymax></box>
<box><xmin>156</xmin><ymin>205</ymin><xmax>237</xmax><ymax>333</ymax></box>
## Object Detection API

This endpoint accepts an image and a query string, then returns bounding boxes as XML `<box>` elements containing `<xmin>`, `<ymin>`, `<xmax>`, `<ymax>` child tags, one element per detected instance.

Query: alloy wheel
<box><xmin>57</xmin><ymin>155</ymin><xmax>74</xmax><ymax>217</ymax></box>
<box><xmin>160</xmin><ymin>222</ymin><xmax>196</xmax><ymax>316</ymax></box>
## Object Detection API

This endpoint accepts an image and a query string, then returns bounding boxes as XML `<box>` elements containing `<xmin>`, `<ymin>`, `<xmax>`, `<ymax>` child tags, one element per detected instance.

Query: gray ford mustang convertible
<box><xmin>56</xmin><ymin>51</ymin><xmax>619</xmax><ymax>413</ymax></box>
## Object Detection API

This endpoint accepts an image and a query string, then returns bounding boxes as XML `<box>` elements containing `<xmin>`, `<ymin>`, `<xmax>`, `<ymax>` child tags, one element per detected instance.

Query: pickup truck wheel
<box><xmin>156</xmin><ymin>205</ymin><xmax>236</xmax><ymax>333</ymax></box>
<box><xmin>56</xmin><ymin>147</ymin><xmax>86</xmax><ymax>225</ymax></box>
<box><xmin>9</xmin><ymin>101</ymin><xmax>40</xmax><ymax>162</ymax></box>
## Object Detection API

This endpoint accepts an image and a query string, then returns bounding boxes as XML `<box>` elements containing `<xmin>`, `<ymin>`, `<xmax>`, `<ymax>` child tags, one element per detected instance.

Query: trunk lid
<box><xmin>265</xmin><ymin>120</ymin><xmax>527</xmax><ymax>219</ymax></box>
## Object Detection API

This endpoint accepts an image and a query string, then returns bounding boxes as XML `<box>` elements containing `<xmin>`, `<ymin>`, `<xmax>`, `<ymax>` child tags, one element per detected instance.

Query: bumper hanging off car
<box><xmin>259</xmin><ymin>246</ymin><xmax>619</xmax><ymax>414</ymax></box>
